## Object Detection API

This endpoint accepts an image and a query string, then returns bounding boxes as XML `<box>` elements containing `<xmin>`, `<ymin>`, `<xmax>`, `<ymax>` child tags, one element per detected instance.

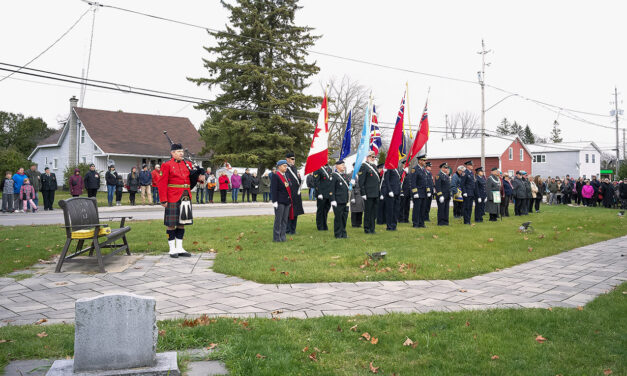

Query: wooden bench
<box><xmin>55</xmin><ymin>197</ymin><xmax>132</xmax><ymax>273</ymax></box>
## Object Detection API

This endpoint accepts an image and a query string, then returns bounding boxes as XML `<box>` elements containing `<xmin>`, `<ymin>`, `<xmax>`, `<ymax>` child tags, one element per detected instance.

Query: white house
<box><xmin>29</xmin><ymin>96</ymin><xmax>208</xmax><ymax>188</ymax></box>
<box><xmin>527</xmin><ymin>141</ymin><xmax>602</xmax><ymax>179</ymax></box>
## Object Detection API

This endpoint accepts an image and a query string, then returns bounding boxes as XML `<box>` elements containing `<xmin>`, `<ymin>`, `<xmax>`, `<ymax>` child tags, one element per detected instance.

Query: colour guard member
<box><xmin>330</xmin><ymin>160</ymin><xmax>350</xmax><ymax>238</ymax></box>
<box><xmin>313</xmin><ymin>162</ymin><xmax>334</xmax><ymax>231</ymax></box>
<box><xmin>376</xmin><ymin>163</ymin><xmax>386</xmax><ymax>225</ymax></box>
<box><xmin>424</xmin><ymin>161</ymin><xmax>434</xmax><ymax>222</ymax></box>
<box><xmin>411</xmin><ymin>156</ymin><xmax>428</xmax><ymax>228</ymax></box>
<box><xmin>475</xmin><ymin>166</ymin><xmax>486</xmax><ymax>223</ymax></box>
<box><xmin>398</xmin><ymin>165</ymin><xmax>411</xmax><ymax>223</ymax></box>
<box><xmin>358</xmin><ymin>151</ymin><xmax>381</xmax><ymax>234</ymax></box>
<box><xmin>434</xmin><ymin>162</ymin><xmax>451</xmax><ymax>226</ymax></box>
<box><xmin>486</xmin><ymin>167</ymin><xmax>502</xmax><ymax>221</ymax></box>
<box><xmin>285</xmin><ymin>152</ymin><xmax>304</xmax><ymax>234</ymax></box>
<box><xmin>461</xmin><ymin>160</ymin><xmax>476</xmax><ymax>225</ymax></box>
<box><xmin>381</xmin><ymin>164</ymin><xmax>401</xmax><ymax>231</ymax></box>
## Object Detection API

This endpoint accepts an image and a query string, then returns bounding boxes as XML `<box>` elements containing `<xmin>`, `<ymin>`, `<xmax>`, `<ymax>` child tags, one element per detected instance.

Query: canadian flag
<box><xmin>304</xmin><ymin>94</ymin><xmax>329</xmax><ymax>175</ymax></box>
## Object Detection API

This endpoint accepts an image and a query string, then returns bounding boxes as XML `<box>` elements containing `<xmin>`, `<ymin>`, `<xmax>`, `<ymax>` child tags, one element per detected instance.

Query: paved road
<box><xmin>0</xmin><ymin>235</ymin><xmax>624</xmax><ymax>326</ymax></box>
<box><xmin>0</xmin><ymin>201</ymin><xmax>318</xmax><ymax>226</ymax></box>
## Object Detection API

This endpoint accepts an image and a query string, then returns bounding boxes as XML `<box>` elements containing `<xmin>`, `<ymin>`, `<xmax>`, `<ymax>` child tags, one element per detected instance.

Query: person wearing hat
<box><xmin>285</xmin><ymin>152</ymin><xmax>304</xmax><ymax>234</ymax></box>
<box><xmin>434</xmin><ymin>162</ymin><xmax>451</xmax><ymax>226</ymax></box>
<box><xmin>512</xmin><ymin>171</ymin><xmax>524</xmax><ymax>216</ymax></box>
<box><xmin>313</xmin><ymin>160</ymin><xmax>334</xmax><ymax>231</ymax></box>
<box><xmin>450</xmin><ymin>165</ymin><xmax>465</xmax><ymax>218</ymax></box>
<box><xmin>423</xmin><ymin>161</ymin><xmax>435</xmax><ymax>222</ymax></box>
<box><xmin>40</xmin><ymin>166</ymin><xmax>58</xmax><ymax>210</ymax></box>
<box><xmin>522</xmin><ymin>171</ymin><xmax>532</xmax><ymax>215</ymax></box>
<box><xmin>474</xmin><ymin>167</ymin><xmax>486</xmax><ymax>223</ymax></box>
<box><xmin>330</xmin><ymin>160</ymin><xmax>350</xmax><ymax>238</ymax></box>
<box><xmin>381</xmin><ymin>162</ymin><xmax>401</xmax><ymax>231</ymax></box>
<box><xmin>105</xmin><ymin>165</ymin><xmax>118</xmax><ymax>207</ymax></box>
<box><xmin>358</xmin><ymin>150</ymin><xmax>381</xmax><ymax>234</ymax></box>
<box><xmin>410</xmin><ymin>156</ymin><xmax>428</xmax><ymax>228</ymax></box>
<box><xmin>376</xmin><ymin>163</ymin><xmax>386</xmax><ymax>225</ymax></box>
<box><xmin>158</xmin><ymin>143</ymin><xmax>204</xmax><ymax>257</ymax></box>
<box><xmin>139</xmin><ymin>164</ymin><xmax>153</xmax><ymax>205</ymax></box>
<box><xmin>271</xmin><ymin>160</ymin><xmax>293</xmax><ymax>242</ymax></box>
<box><xmin>349</xmin><ymin>162</ymin><xmax>365</xmax><ymax>228</ymax></box>
<box><xmin>486</xmin><ymin>167</ymin><xmax>502</xmax><ymax>221</ymax></box>
<box><xmin>84</xmin><ymin>163</ymin><xmax>101</xmax><ymax>199</ymax></box>
<box><xmin>460</xmin><ymin>160</ymin><xmax>476</xmax><ymax>225</ymax></box>
<box><xmin>398</xmin><ymin>162</ymin><xmax>412</xmax><ymax>223</ymax></box>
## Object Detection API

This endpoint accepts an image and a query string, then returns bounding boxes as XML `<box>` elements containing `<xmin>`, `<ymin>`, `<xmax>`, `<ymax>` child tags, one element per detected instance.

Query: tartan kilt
<box><xmin>164</xmin><ymin>200</ymin><xmax>192</xmax><ymax>227</ymax></box>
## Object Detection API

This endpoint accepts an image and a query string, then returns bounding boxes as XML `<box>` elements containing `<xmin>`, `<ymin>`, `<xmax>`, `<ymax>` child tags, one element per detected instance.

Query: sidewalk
<box><xmin>0</xmin><ymin>235</ymin><xmax>624</xmax><ymax>326</ymax></box>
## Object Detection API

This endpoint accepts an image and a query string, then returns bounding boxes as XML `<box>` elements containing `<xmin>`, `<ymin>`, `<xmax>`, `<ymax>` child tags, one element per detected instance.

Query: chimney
<box><xmin>68</xmin><ymin>96</ymin><xmax>79</xmax><ymax>166</ymax></box>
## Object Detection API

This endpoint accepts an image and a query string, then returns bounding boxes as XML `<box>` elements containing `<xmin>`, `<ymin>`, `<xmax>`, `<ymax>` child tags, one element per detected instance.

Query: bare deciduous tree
<box><xmin>447</xmin><ymin>111</ymin><xmax>480</xmax><ymax>139</ymax></box>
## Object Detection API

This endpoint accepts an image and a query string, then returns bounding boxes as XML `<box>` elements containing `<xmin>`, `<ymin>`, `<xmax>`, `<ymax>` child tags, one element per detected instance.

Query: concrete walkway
<box><xmin>0</xmin><ymin>236</ymin><xmax>625</xmax><ymax>326</ymax></box>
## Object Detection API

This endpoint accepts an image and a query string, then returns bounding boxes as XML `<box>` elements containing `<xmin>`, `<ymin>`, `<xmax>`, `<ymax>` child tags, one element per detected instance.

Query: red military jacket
<box><xmin>158</xmin><ymin>158</ymin><xmax>193</xmax><ymax>203</ymax></box>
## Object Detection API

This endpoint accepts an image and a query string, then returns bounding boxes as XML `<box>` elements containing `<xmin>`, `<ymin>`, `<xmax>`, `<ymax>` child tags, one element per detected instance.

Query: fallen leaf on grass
<box><xmin>331</xmin><ymin>256</ymin><xmax>340</xmax><ymax>259</ymax></box>
<box><xmin>337</xmin><ymin>325</ymin><xmax>342</xmax><ymax>332</ymax></box>
<box><xmin>491</xmin><ymin>355</ymin><xmax>500</xmax><ymax>360</ymax></box>
<box><xmin>465</xmin><ymin>321</ymin><xmax>470</xmax><ymax>327</ymax></box>
<box><xmin>487</xmin><ymin>238</ymin><xmax>494</xmax><ymax>242</ymax></box>
<box><xmin>604</xmin><ymin>369</ymin><xmax>613</xmax><ymax>375</ymax></box>
<box><xmin>350</xmin><ymin>324</ymin><xmax>358</xmax><ymax>332</ymax></box>
<box><xmin>577</xmin><ymin>306</ymin><xmax>583</xmax><ymax>311</ymax></box>
<box><xmin>432</xmin><ymin>234</ymin><xmax>438</xmax><ymax>239</ymax></box>
<box><xmin>361</xmin><ymin>332</ymin><xmax>371</xmax><ymax>341</ymax></box>
<box><xmin>0</xmin><ymin>339</ymin><xmax>12</xmax><ymax>343</ymax></box>
<box><xmin>38</xmin><ymin>259</ymin><xmax>55</xmax><ymax>264</ymax></box>
<box><xmin>308</xmin><ymin>352</ymin><xmax>317</xmax><ymax>362</ymax></box>
<box><xmin>280</xmin><ymin>271</ymin><xmax>290</xmax><ymax>276</ymax></box>
<box><xmin>158</xmin><ymin>330</ymin><xmax>166</xmax><ymax>337</ymax></box>
<box><xmin>402</xmin><ymin>337</ymin><xmax>416</xmax><ymax>348</ymax></box>
<box><xmin>269</xmin><ymin>267</ymin><xmax>276</xmax><ymax>272</ymax></box>
<box><xmin>369</xmin><ymin>362</ymin><xmax>379</xmax><ymax>373</ymax></box>
<box><xmin>528</xmin><ymin>247</ymin><xmax>533</xmax><ymax>252</ymax></box>
<box><xmin>459</xmin><ymin>289</ymin><xmax>467</xmax><ymax>293</ymax></box>
<box><xmin>234</xmin><ymin>245</ymin><xmax>242</xmax><ymax>251</ymax></box>
<box><xmin>370</xmin><ymin>337</ymin><xmax>378</xmax><ymax>345</ymax></box>
<box><xmin>256</xmin><ymin>353</ymin><xmax>266</xmax><ymax>359</ymax></box>
<box><xmin>55</xmin><ymin>282</ymin><xmax>68</xmax><ymax>286</ymax></box>
<box><xmin>36</xmin><ymin>332</ymin><xmax>47</xmax><ymax>338</ymax></box>
<box><xmin>193</xmin><ymin>241</ymin><xmax>199</xmax><ymax>245</ymax></box>
<box><xmin>535</xmin><ymin>335</ymin><xmax>547</xmax><ymax>343</ymax></box>
<box><xmin>35</xmin><ymin>318</ymin><xmax>47</xmax><ymax>325</ymax></box>
<box><xmin>302</xmin><ymin>346</ymin><xmax>309</xmax><ymax>352</ymax></box>
<box><xmin>207</xmin><ymin>343</ymin><xmax>217</xmax><ymax>350</ymax></box>
<box><xmin>538</xmin><ymin>234</ymin><xmax>545</xmax><ymax>239</ymax></box>
<box><xmin>547</xmin><ymin>307</ymin><xmax>553</xmax><ymax>312</ymax></box>
<box><xmin>523</xmin><ymin>236</ymin><xmax>529</xmax><ymax>240</ymax></box>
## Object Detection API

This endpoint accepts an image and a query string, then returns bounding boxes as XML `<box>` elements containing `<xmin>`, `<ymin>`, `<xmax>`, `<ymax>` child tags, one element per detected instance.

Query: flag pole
<box><xmin>406</xmin><ymin>81</ymin><xmax>412</xmax><ymax>139</ymax></box>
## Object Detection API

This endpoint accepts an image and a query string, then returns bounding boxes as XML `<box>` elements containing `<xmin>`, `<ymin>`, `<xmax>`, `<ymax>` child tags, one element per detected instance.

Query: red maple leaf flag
<box><xmin>305</xmin><ymin>93</ymin><xmax>329</xmax><ymax>174</ymax></box>
<box><xmin>384</xmin><ymin>93</ymin><xmax>406</xmax><ymax>169</ymax></box>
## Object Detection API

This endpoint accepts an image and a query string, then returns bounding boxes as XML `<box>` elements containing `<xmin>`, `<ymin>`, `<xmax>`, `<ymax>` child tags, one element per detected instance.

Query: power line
<box><xmin>80</xmin><ymin>5</ymin><xmax>98</xmax><ymax>106</ymax></box>
<box><xmin>0</xmin><ymin>8</ymin><xmax>91</xmax><ymax>84</ymax></box>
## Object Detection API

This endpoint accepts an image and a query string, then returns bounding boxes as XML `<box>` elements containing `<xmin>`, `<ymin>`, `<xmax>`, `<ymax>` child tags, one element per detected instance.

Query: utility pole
<box><xmin>477</xmin><ymin>39</ymin><xmax>490</xmax><ymax>168</ymax></box>
<box><xmin>445</xmin><ymin>114</ymin><xmax>448</xmax><ymax>139</ymax></box>
<box><xmin>613</xmin><ymin>87</ymin><xmax>621</xmax><ymax>178</ymax></box>
<box><xmin>623</xmin><ymin>128</ymin><xmax>626</xmax><ymax>164</ymax></box>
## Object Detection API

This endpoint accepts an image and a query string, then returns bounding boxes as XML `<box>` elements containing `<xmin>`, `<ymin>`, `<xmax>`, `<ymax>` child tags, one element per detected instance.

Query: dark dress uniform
<box><xmin>398</xmin><ymin>169</ymin><xmax>411</xmax><ymax>223</ymax></box>
<box><xmin>286</xmin><ymin>164</ymin><xmax>304</xmax><ymax>234</ymax></box>
<box><xmin>41</xmin><ymin>171</ymin><xmax>58</xmax><ymax>211</ymax></box>
<box><xmin>376</xmin><ymin>166</ymin><xmax>386</xmax><ymax>225</ymax></box>
<box><xmin>475</xmin><ymin>173</ymin><xmax>486</xmax><ymax>222</ymax></box>
<box><xmin>358</xmin><ymin>162</ymin><xmax>380</xmax><ymax>234</ymax></box>
<box><xmin>410</xmin><ymin>165</ymin><xmax>428</xmax><ymax>228</ymax></box>
<box><xmin>434</xmin><ymin>168</ymin><xmax>451</xmax><ymax>226</ymax></box>
<box><xmin>424</xmin><ymin>169</ymin><xmax>434</xmax><ymax>221</ymax></box>
<box><xmin>381</xmin><ymin>168</ymin><xmax>401</xmax><ymax>230</ymax></box>
<box><xmin>313</xmin><ymin>165</ymin><xmax>333</xmax><ymax>231</ymax></box>
<box><xmin>331</xmin><ymin>171</ymin><xmax>350</xmax><ymax>238</ymax></box>
<box><xmin>461</xmin><ymin>167</ymin><xmax>476</xmax><ymax>225</ymax></box>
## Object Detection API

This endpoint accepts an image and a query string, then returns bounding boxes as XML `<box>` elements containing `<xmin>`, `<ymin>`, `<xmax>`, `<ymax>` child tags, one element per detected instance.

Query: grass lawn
<box><xmin>0</xmin><ymin>205</ymin><xmax>625</xmax><ymax>282</ymax></box>
<box><xmin>0</xmin><ymin>283</ymin><xmax>624</xmax><ymax>375</ymax></box>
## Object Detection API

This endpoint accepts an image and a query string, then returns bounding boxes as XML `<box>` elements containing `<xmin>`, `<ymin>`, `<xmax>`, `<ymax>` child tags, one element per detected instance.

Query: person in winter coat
<box><xmin>350</xmin><ymin>170</ymin><xmax>365</xmax><ymax>228</ymax></box>
<box><xmin>241</xmin><ymin>169</ymin><xmax>252</xmax><ymax>202</ymax></box>
<box><xmin>590</xmin><ymin>175</ymin><xmax>601</xmax><ymax>206</ymax></box>
<box><xmin>151</xmin><ymin>165</ymin><xmax>162</xmax><ymax>205</ymax></box>
<box><xmin>511</xmin><ymin>171</ymin><xmax>524</xmax><ymax>216</ymax></box>
<box><xmin>561</xmin><ymin>176</ymin><xmax>573</xmax><ymax>204</ymax></box>
<box><xmin>126</xmin><ymin>167</ymin><xmax>140</xmax><ymax>205</ymax></box>
<box><xmin>600</xmin><ymin>179</ymin><xmax>615</xmax><ymax>208</ymax></box>
<box><xmin>485</xmin><ymin>167</ymin><xmax>502</xmax><ymax>221</ymax></box>
<box><xmin>115</xmin><ymin>173</ymin><xmax>125</xmax><ymax>206</ymax></box>
<box><xmin>529</xmin><ymin>178</ymin><xmax>538</xmax><ymax>214</ymax></box>
<box><xmin>1</xmin><ymin>172</ymin><xmax>15</xmax><ymax>213</ymax></box>
<box><xmin>218</xmin><ymin>172</ymin><xmax>230</xmax><ymax>203</ymax></box>
<box><xmin>533</xmin><ymin>176</ymin><xmax>545</xmax><ymax>213</ymax></box>
<box><xmin>521</xmin><ymin>172</ymin><xmax>532</xmax><ymax>215</ymax></box>
<box><xmin>450</xmin><ymin>166</ymin><xmax>464</xmax><ymax>218</ymax></box>
<box><xmin>501</xmin><ymin>173</ymin><xmax>513</xmax><ymax>217</ymax></box>
<box><xmin>581</xmin><ymin>180</ymin><xmax>594</xmax><ymax>207</ymax></box>
<box><xmin>575</xmin><ymin>178</ymin><xmax>583</xmax><ymax>205</ymax></box>
<box><xmin>41</xmin><ymin>167</ymin><xmax>58</xmax><ymax>210</ymax></box>
<box><xmin>20</xmin><ymin>178</ymin><xmax>38</xmax><ymax>212</ymax></box>
<box><xmin>12</xmin><ymin>167</ymin><xmax>27</xmax><ymax>212</ymax></box>
<box><xmin>260</xmin><ymin>172</ymin><xmax>271</xmax><ymax>202</ymax></box>
<box><xmin>206</xmin><ymin>172</ymin><xmax>216</xmax><ymax>203</ymax></box>
<box><xmin>138</xmin><ymin>164</ymin><xmax>152</xmax><ymax>205</ymax></box>
<box><xmin>250</xmin><ymin>172</ymin><xmax>260</xmax><ymax>202</ymax></box>
<box><xmin>230</xmin><ymin>170</ymin><xmax>242</xmax><ymax>202</ymax></box>
<box><xmin>69</xmin><ymin>168</ymin><xmax>84</xmax><ymax>197</ymax></box>
<box><xmin>547</xmin><ymin>178</ymin><xmax>558</xmax><ymax>205</ymax></box>
<box><xmin>105</xmin><ymin>165</ymin><xmax>118</xmax><ymax>206</ymax></box>
<box><xmin>83</xmin><ymin>164</ymin><xmax>101</xmax><ymax>198</ymax></box>
<box><xmin>306</xmin><ymin>173</ymin><xmax>316</xmax><ymax>201</ymax></box>
<box><xmin>24</xmin><ymin>164</ymin><xmax>41</xmax><ymax>209</ymax></box>
<box><xmin>619</xmin><ymin>178</ymin><xmax>627</xmax><ymax>209</ymax></box>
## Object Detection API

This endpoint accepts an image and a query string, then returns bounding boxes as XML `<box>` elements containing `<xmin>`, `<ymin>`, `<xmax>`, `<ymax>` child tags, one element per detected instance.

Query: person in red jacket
<box><xmin>158</xmin><ymin>143</ymin><xmax>204</xmax><ymax>258</ymax></box>
<box><xmin>218</xmin><ymin>172</ymin><xmax>230</xmax><ymax>203</ymax></box>
<box><xmin>151</xmin><ymin>164</ymin><xmax>162</xmax><ymax>205</ymax></box>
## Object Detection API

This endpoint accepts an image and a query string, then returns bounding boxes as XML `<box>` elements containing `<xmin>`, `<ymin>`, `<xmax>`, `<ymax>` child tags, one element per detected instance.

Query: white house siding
<box><xmin>77</xmin><ymin>122</ymin><xmax>102</xmax><ymax>167</ymax></box>
<box><xmin>531</xmin><ymin>151</ymin><xmax>580</xmax><ymax>178</ymax></box>
<box><xmin>30</xmin><ymin>134</ymin><xmax>69</xmax><ymax>176</ymax></box>
<box><xmin>577</xmin><ymin>147</ymin><xmax>600</xmax><ymax>179</ymax></box>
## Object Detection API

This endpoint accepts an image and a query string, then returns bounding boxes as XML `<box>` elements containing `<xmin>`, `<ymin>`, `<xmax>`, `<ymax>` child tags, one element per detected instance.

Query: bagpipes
<box><xmin>163</xmin><ymin>131</ymin><xmax>205</xmax><ymax>190</ymax></box>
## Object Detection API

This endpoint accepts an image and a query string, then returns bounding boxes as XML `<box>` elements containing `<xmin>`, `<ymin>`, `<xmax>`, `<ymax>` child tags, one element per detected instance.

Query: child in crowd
<box><xmin>19</xmin><ymin>178</ymin><xmax>38</xmax><ymax>213</ymax></box>
<box><xmin>1</xmin><ymin>172</ymin><xmax>15</xmax><ymax>213</ymax></box>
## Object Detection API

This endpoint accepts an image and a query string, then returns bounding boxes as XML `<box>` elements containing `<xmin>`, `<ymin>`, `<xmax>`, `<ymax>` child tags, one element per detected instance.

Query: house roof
<box><xmin>73</xmin><ymin>107</ymin><xmax>205</xmax><ymax>157</ymax></box>
<box><xmin>424</xmin><ymin>135</ymin><xmax>529</xmax><ymax>159</ymax></box>
<box><xmin>37</xmin><ymin>128</ymin><xmax>64</xmax><ymax>146</ymax></box>
<box><xmin>526</xmin><ymin>141</ymin><xmax>602</xmax><ymax>154</ymax></box>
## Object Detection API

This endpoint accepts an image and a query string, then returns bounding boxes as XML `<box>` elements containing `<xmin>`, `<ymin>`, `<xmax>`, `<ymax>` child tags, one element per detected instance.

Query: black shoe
<box><xmin>178</xmin><ymin>252</ymin><xmax>192</xmax><ymax>257</ymax></box>
<box><xmin>169</xmin><ymin>253</ymin><xmax>179</xmax><ymax>258</ymax></box>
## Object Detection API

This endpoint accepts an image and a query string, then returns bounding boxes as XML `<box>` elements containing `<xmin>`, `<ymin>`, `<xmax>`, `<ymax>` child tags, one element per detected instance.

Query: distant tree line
<box><xmin>0</xmin><ymin>111</ymin><xmax>55</xmax><ymax>174</ymax></box>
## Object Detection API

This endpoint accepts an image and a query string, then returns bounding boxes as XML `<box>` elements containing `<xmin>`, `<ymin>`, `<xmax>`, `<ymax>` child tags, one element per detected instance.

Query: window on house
<box><xmin>585</xmin><ymin>154</ymin><xmax>589</xmax><ymax>163</ymax></box>
<box><xmin>93</xmin><ymin>144</ymin><xmax>98</xmax><ymax>151</ymax></box>
<box><xmin>509</xmin><ymin>147</ymin><xmax>513</xmax><ymax>160</ymax></box>
<box><xmin>53</xmin><ymin>158</ymin><xmax>58</xmax><ymax>169</ymax></box>
<box><xmin>80</xmin><ymin>129</ymin><xmax>85</xmax><ymax>144</ymax></box>
<box><xmin>592</xmin><ymin>154</ymin><xmax>595</xmax><ymax>163</ymax></box>
<box><xmin>81</xmin><ymin>157</ymin><xmax>86</xmax><ymax>164</ymax></box>
<box><xmin>519</xmin><ymin>149</ymin><xmax>524</xmax><ymax>161</ymax></box>
<box><xmin>508</xmin><ymin>170</ymin><xmax>514</xmax><ymax>177</ymax></box>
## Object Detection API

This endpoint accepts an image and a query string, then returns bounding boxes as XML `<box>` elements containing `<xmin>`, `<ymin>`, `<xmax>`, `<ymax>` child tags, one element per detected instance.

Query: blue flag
<box><xmin>340</xmin><ymin>110</ymin><xmax>352</xmax><ymax>161</ymax></box>
<box><xmin>350</xmin><ymin>100</ymin><xmax>372</xmax><ymax>189</ymax></box>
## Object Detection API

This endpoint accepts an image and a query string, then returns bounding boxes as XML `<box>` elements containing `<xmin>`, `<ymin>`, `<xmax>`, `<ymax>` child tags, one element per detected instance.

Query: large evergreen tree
<box><xmin>522</xmin><ymin>125</ymin><xmax>536</xmax><ymax>144</ymax></box>
<box><xmin>510</xmin><ymin>121</ymin><xmax>524</xmax><ymax>138</ymax></box>
<box><xmin>550</xmin><ymin>120</ymin><xmax>563</xmax><ymax>143</ymax></box>
<box><xmin>495</xmin><ymin>117</ymin><xmax>511</xmax><ymax>135</ymax></box>
<box><xmin>188</xmin><ymin>0</ymin><xmax>320</xmax><ymax>171</ymax></box>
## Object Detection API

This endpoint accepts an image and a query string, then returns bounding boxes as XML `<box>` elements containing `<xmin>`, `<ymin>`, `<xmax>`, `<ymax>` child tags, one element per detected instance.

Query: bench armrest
<box><xmin>60</xmin><ymin>223</ymin><xmax>111</xmax><ymax>228</ymax></box>
<box><xmin>101</xmin><ymin>216</ymin><xmax>133</xmax><ymax>220</ymax></box>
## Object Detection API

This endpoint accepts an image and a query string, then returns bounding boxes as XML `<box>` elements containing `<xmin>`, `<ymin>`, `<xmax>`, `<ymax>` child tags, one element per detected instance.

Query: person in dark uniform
<box><xmin>434</xmin><ymin>162</ymin><xmax>451</xmax><ymax>226</ymax></box>
<box><xmin>376</xmin><ymin>164</ymin><xmax>386</xmax><ymax>225</ymax></box>
<box><xmin>410</xmin><ymin>156</ymin><xmax>428</xmax><ymax>228</ymax></box>
<box><xmin>512</xmin><ymin>171</ymin><xmax>524</xmax><ymax>216</ymax></box>
<box><xmin>313</xmin><ymin>162</ymin><xmax>333</xmax><ymax>231</ymax></box>
<box><xmin>271</xmin><ymin>160</ymin><xmax>293</xmax><ymax>242</ymax></box>
<box><xmin>381</xmin><ymin>164</ymin><xmax>401</xmax><ymax>231</ymax></box>
<box><xmin>349</xmin><ymin>163</ymin><xmax>364</xmax><ymax>227</ymax></box>
<box><xmin>398</xmin><ymin>166</ymin><xmax>411</xmax><ymax>223</ymax></box>
<box><xmin>424</xmin><ymin>162</ymin><xmax>434</xmax><ymax>222</ymax></box>
<box><xmin>358</xmin><ymin>151</ymin><xmax>380</xmax><ymax>234</ymax></box>
<box><xmin>158</xmin><ymin>143</ymin><xmax>204</xmax><ymax>258</ymax></box>
<box><xmin>474</xmin><ymin>167</ymin><xmax>486</xmax><ymax>223</ymax></box>
<box><xmin>461</xmin><ymin>160</ymin><xmax>476</xmax><ymax>225</ymax></box>
<box><xmin>285</xmin><ymin>152</ymin><xmax>304</xmax><ymax>234</ymax></box>
<box><xmin>451</xmin><ymin>166</ymin><xmax>465</xmax><ymax>218</ymax></box>
<box><xmin>330</xmin><ymin>160</ymin><xmax>350</xmax><ymax>238</ymax></box>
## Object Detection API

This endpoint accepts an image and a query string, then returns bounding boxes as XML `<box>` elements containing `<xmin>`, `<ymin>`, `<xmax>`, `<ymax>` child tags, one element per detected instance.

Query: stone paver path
<box><xmin>0</xmin><ymin>236</ymin><xmax>625</xmax><ymax>326</ymax></box>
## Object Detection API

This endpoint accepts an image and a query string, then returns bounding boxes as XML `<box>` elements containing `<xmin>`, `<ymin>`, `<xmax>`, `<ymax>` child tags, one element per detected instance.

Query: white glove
<box><xmin>273</xmin><ymin>202</ymin><xmax>278</xmax><ymax>209</ymax></box>
<box><xmin>331</xmin><ymin>201</ymin><xmax>337</xmax><ymax>207</ymax></box>
<box><xmin>478</xmin><ymin>198</ymin><xmax>482</xmax><ymax>203</ymax></box>
<box><xmin>463</xmin><ymin>193</ymin><xmax>468</xmax><ymax>198</ymax></box>
<box><xmin>388</xmin><ymin>192</ymin><xmax>394</xmax><ymax>198</ymax></box>
<box><xmin>362</xmin><ymin>195</ymin><xmax>367</xmax><ymax>200</ymax></box>
<box><xmin>379</xmin><ymin>195</ymin><xmax>384</xmax><ymax>200</ymax></box>
<box><xmin>317</xmin><ymin>194</ymin><xmax>323</xmax><ymax>200</ymax></box>
<box><xmin>351</xmin><ymin>199</ymin><xmax>356</xmax><ymax>204</ymax></box>
<box><xmin>439</xmin><ymin>196</ymin><xmax>444</xmax><ymax>203</ymax></box>
<box><xmin>400</xmin><ymin>193</ymin><xmax>404</xmax><ymax>197</ymax></box>
<box><xmin>427</xmin><ymin>193</ymin><xmax>431</xmax><ymax>197</ymax></box>
<box><xmin>350</xmin><ymin>179</ymin><xmax>355</xmax><ymax>185</ymax></box>
<box><xmin>413</xmin><ymin>194</ymin><xmax>419</xmax><ymax>199</ymax></box>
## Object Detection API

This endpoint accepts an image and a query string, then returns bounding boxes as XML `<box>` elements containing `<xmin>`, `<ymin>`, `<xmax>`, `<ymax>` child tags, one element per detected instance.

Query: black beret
<box><xmin>476</xmin><ymin>167</ymin><xmax>483</xmax><ymax>172</ymax></box>
<box><xmin>377</xmin><ymin>163</ymin><xmax>384</xmax><ymax>169</ymax></box>
<box><xmin>170</xmin><ymin>143</ymin><xmax>183</xmax><ymax>151</ymax></box>
<box><xmin>491</xmin><ymin>167</ymin><xmax>499</xmax><ymax>171</ymax></box>
<box><xmin>285</xmin><ymin>152</ymin><xmax>295</xmax><ymax>158</ymax></box>
<box><xmin>44</xmin><ymin>167</ymin><xmax>50</xmax><ymax>171</ymax></box>
<box><xmin>425</xmin><ymin>162</ymin><xmax>432</xmax><ymax>167</ymax></box>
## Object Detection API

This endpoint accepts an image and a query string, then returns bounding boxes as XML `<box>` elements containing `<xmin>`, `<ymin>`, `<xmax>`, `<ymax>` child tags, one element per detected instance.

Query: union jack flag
<box><xmin>369</xmin><ymin>104</ymin><xmax>382</xmax><ymax>155</ymax></box>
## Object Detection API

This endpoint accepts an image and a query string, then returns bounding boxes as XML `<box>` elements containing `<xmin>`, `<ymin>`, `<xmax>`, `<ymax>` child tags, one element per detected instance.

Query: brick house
<box><xmin>423</xmin><ymin>135</ymin><xmax>532</xmax><ymax>176</ymax></box>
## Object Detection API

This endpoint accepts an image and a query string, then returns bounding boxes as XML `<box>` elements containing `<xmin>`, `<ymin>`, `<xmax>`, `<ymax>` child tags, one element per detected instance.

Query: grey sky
<box><xmin>1</xmin><ymin>0</ymin><xmax>625</xmax><ymax>156</ymax></box>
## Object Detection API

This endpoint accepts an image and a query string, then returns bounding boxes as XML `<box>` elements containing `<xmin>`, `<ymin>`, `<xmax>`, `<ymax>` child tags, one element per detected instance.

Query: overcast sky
<box><xmin>1</xmin><ymin>0</ymin><xmax>625</xmax><ymax>156</ymax></box>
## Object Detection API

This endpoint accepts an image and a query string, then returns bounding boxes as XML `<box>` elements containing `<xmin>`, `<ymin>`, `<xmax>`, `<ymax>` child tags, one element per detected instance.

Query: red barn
<box><xmin>423</xmin><ymin>135</ymin><xmax>532</xmax><ymax>176</ymax></box>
